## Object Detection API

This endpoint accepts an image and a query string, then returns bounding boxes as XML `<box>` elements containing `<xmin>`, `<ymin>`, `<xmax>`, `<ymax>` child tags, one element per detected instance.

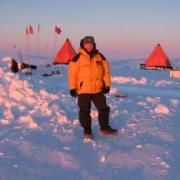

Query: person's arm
<box><xmin>68</xmin><ymin>54</ymin><xmax>80</xmax><ymax>90</ymax></box>
<box><xmin>102</xmin><ymin>58</ymin><xmax>111</xmax><ymax>87</ymax></box>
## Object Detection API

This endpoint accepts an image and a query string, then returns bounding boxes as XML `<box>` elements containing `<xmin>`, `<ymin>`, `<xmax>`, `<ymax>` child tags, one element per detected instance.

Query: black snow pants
<box><xmin>78</xmin><ymin>92</ymin><xmax>110</xmax><ymax>134</ymax></box>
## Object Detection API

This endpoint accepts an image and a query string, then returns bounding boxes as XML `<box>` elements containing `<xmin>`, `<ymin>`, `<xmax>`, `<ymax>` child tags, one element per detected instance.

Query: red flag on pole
<box><xmin>55</xmin><ymin>26</ymin><xmax>61</xmax><ymax>34</ymax></box>
<box><xmin>29</xmin><ymin>25</ymin><xmax>34</xmax><ymax>34</ymax></box>
<box><xmin>26</xmin><ymin>27</ymin><xmax>29</xmax><ymax>35</ymax></box>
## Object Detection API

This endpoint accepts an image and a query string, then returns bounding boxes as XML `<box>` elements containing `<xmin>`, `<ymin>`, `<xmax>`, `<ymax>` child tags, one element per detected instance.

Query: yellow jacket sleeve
<box><xmin>102</xmin><ymin>59</ymin><xmax>111</xmax><ymax>87</ymax></box>
<box><xmin>68</xmin><ymin>61</ymin><xmax>79</xmax><ymax>90</ymax></box>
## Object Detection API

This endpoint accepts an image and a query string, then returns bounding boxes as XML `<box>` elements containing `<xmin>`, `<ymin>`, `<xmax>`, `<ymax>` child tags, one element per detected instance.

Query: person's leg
<box><xmin>92</xmin><ymin>92</ymin><xmax>118</xmax><ymax>134</ymax></box>
<box><xmin>78</xmin><ymin>94</ymin><xmax>92</xmax><ymax>134</ymax></box>
<box><xmin>92</xmin><ymin>92</ymin><xmax>110</xmax><ymax>130</ymax></box>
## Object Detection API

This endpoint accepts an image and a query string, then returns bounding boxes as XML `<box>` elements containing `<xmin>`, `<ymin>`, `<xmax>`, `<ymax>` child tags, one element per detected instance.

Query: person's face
<box><xmin>83</xmin><ymin>43</ymin><xmax>94</xmax><ymax>53</ymax></box>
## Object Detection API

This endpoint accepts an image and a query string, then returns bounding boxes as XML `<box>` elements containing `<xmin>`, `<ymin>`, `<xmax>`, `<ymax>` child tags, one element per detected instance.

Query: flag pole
<box><xmin>52</xmin><ymin>32</ymin><xmax>58</xmax><ymax>62</ymax></box>
<box><xmin>27</xmin><ymin>30</ymin><xmax>31</xmax><ymax>74</ymax></box>
<box><xmin>25</xmin><ymin>27</ymin><xmax>29</xmax><ymax>63</ymax></box>
<box><xmin>26</xmin><ymin>25</ymin><xmax>34</xmax><ymax>75</ymax></box>
<box><xmin>37</xmin><ymin>23</ymin><xmax>40</xmax><ymax>60</ymax></box>
<box><xmin>13</xmin><ymin>44</ymin><xmax>16</xmax><ymax>59</ymax></box>
<box><xmin>29</xmin><ymin>29</ymin><xmax>31</xmax><ymax>64</ymax></box>
<box><xmin>52</xmin><ymin>26</ymin><xmax>61</xmax><ymax>63</ymax></box>
<box><xmin>45</xmin><ymin>41</ymin><xmax>48</xmax><ymax>65</ymax></box>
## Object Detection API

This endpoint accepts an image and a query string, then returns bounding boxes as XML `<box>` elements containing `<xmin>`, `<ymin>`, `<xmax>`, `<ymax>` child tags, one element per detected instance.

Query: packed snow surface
<box><xmin>0</xmin><ymin>57</ymin><xmax>180</xmax><ymax>180</ymax></box>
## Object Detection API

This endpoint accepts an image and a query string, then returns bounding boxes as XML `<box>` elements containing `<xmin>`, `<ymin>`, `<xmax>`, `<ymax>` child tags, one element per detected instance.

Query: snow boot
<box><xmin>83</xmin><ymin>133</ymin><xmax>93</xmax><ymax>140</ymax></box>
<box><xmin>100</xmin><ymin>127</ymin><xmax>118</xmax><ymax>135</ymax></box>
<box><xmin>83</xmin><ymin>129</ymin><xmax>93</xmax><ymax>140</ymax></box>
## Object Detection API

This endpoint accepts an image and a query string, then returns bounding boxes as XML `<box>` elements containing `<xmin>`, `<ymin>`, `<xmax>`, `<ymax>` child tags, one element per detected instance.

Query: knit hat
<box><xmin>83</xmin><ymin>36</ymin><xmax>95</xmax><ymax>45</ymax></box>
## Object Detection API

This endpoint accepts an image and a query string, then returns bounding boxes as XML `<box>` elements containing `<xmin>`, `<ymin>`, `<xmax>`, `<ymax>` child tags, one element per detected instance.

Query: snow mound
<box><xmin>146</xmin><ymin>97</ymin><xmax>160</xmax><ymax>104</ymax></box>
<box><xmin>18</xmin><ymin>115</ymin><xmax>38</xmax><ymax>129</ymax></box>
<box><xmin>112</xmin><ymin>76</ymin><xmax>147</xmax><ymax>85</ymax></box>
<box><xmin>109</xmin><ymin>87</ymin><xmax>118</xmax><ymax>94</ymax></box>
<box><xmin>171</xmin><ymin>99</ymin><xmax>178</xmax><ymax>107</ymax></box>
<box><xmin>0</xmin><ymin>60</ymin><xmax>69</xmax><ymax>129</ymax></box>
<box><xmin>154</xmin><ymin>104</ymin><xmax>170</xmax><ymax>114</ymax></box>
<box><xmin>2</xmin><ymin>56</ymin><xmax>12</xmax><ymax>62</ymax></box>
<box><xmin>155</xmin><ymin>80</ymin><xmax>173</xmax><ymax>87</ymax></box>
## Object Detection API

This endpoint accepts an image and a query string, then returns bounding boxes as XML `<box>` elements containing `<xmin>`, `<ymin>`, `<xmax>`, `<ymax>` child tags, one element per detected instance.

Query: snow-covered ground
<box><xmin>0</xmin><ymin>57</ymin><xmax>180</xmax><ymax>180</ymax></box>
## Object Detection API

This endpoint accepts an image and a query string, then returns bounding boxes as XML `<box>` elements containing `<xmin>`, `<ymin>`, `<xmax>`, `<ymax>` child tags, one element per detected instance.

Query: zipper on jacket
<box><xmin>90</xmin><ymin>57</ymin><xmax>93</xmax><ymax>93</ymax></box>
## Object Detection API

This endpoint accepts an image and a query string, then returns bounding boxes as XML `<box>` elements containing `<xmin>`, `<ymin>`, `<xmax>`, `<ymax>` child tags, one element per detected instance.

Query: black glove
<box><xmin>102</xmin><ymin>86</ymin><xmax>110</xmax><ymax>94</ymax></box>
<box><xmin>70</xmin><ymin>89</ymin><xmax>77</xmax><ymax>97</ymax></box>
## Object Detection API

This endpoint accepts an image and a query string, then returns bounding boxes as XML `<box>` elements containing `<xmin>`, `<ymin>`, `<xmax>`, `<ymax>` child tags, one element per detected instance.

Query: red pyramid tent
<box><xmin>54</xmin><ymin>38</ymin><xmax>76</xmax><ymax>64</ymax></box>
<box><xmin>144</xmin><ymin>44</ymin><xmax>172</xmax><ymax>69</ymax></box>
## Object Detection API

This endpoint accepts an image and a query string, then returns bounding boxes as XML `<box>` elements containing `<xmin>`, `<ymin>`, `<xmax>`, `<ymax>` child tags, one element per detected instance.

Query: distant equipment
<box><xmin>114</xmin><ymin>93</ymin><xmax>127</xmax><ymax>98</ymax></box>
<box><xmin>170</xmin><ymin>69</ymin><xmax>180</xmax><ymax>79</ymax></box>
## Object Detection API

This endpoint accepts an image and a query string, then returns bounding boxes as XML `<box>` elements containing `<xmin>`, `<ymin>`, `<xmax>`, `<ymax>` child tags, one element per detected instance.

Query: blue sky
<box><xmin>0</xmin><ymin>0</ymin><xmax>180</xmax><ymax>60</ymax></box>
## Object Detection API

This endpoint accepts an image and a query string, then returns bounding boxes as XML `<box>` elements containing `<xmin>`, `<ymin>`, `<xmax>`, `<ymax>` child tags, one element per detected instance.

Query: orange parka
<box><xmin>68</xmin><ymin>48</ymin><xmax>111</xmax><ymax>94</ymax></box>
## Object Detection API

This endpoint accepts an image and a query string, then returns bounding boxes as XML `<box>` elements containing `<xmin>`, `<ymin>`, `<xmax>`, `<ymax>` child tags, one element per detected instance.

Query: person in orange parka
<box><xmin>68</xmin><ymin>36</ymin><xmax>117</xmax><ymax>139</ymax></box>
